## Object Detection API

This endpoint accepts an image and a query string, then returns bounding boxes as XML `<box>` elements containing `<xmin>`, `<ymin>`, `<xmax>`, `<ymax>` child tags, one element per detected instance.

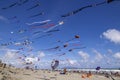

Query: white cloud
<box><xmin>59</xmin><ymin>59</ymin><xmax>78</xmax><ymax>68</ymax></box>
<box><xmin>4</xmin><ymin>49</ymin><xmax>18</xmax><ymax>59</ymax></box>
<box><xmin>35</xmin><ymin>59</ymin><xmax>52</xmax><ymax>69</ymax></box>
<box><xmin>101</xmin><ymin>29</ymin><xmax>120</xmax><ymax>44</ymax></box>
<box><xmin>67</xmin><ymin>59</ymin><xmax>77</xmax><ymax>65</ymax></box>
<box><xmin>113</xmin><ymin>52</ymin><xmax>120</xmax><ymax>59</ymax></box>
<box><xmin>60</xmin><ymin>60</ymin><xmax>67</xmax><ymax>65</ymax></box>
<box><xmin>5</xmin><ymin>51</ymin><xmax>16</xmax><ymax>59</ymax></box>
<box><xmin>38</xmin><ymin>51</ymin><xmax>45</xmax><ymax>57</ymax></box>
<box><xmin>0</xmin><ymin>48</ymin><xmax>23</xmax><ymax>67</ymax></box>
<box><xmin>103</xmin><ymin>54</ymin><xmax>111</xmax><ymax>64</ymax></box>
<box><xmin>78</xmin><ymin>51</ymin><xmax>89</xmax><ymax>62</ymax></box>
<box><xmin>93</xmin><ymin>49</ymin><xmax>103</xmax><ymax>62</ymax></box>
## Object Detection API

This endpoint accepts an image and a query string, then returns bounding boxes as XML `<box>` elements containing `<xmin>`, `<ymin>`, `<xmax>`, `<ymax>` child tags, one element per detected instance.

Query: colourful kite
<box><xmin>51</xmin><ymin>60</ymin><xmax>59</xmax><ymax>70</ymax></box>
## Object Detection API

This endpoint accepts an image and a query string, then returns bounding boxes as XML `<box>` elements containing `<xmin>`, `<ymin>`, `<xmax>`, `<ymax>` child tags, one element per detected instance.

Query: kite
<box><xmin>27</xmin><ymin>3</ymin><xmax>40</xmax><ymax>11</ymax></box>
<box><xmin>63</xmin><ymin>43</ymin><xmax>68</xmax><ymax>48</ymax></box>
<box><xmin>1</xmin><ymin>43</ymin><xmax>8</xmax><ymax>46</ymax></box>
<box><xmin>8</xmin><ymin>16</ymin><xmax>20</xmax><ymax>23</ymax></box>
<box><xmin>43</xmin><ymin>21</ymin><xmax>64</xmax><ymax>32</ymax></box>
<box><xmin>50</xmin><ymin>40</ymin><xmax>62</xmax><ymax>45</ymax></box>
<box><xmin>2</xmin><ymin>0</ymin><xmax>29</xmax><ymax>10</ymax></box>
<box><xmin>35</xmin><ymin>33</ymin><xmax>52</xmax><ymax>39</ymax></box>
<box><xmin>51</xmin><ymin>60</ymin><xmax>59</xmax><ymax>70</ymax></box>
<box><xmin>14</xmin><ymin>42</ymin><xmax>21</xmax><ymax>46</ymax></box>
<box><xmin>50</xmin><ymin>46</ymin><xmax>60</xmax><ymax>50</ymax></box>
<box><xmin>58</xmin><ymin>53</ymin><xmax>66</xmax><ymax>56</ymax></box>
<box><xmin>24</xmin><ymin>41</ymin><xmax>33</xmax><ymax>45</ymax></box>
<box><xmin>58</xmin><ymin>21</ymin><xmax>64</xmax><ymax>25</ymax></box>
<box><xmin>61</xmin><ymin>5</ymin><xmax>92</xmax><ymax>17</ymax></box>
<box><xmin>17</xmin><ymin>0</ymin><xmax>29</xmax><ymax>6</ymax></box>
<box><xmin>33</xmin><ymin>31</ymin><xmax>42</xmax><ymax>35</ymax></box>
<box><xmin>61</xmin><ymin>0</ymin><xmax>117</xmax><ymax>18</ymax></box>
<box><xmin>33</xmin><ymin>29</ymin><xmax>58</xmax><ymax>37</ymax></box>
<box><xmin>28</xmin><ymin>22</ymin><xmax>47</xmax><ymax>26</ymax></box>
<box><xmin>49</xmin><ymin>46</ymin><xmax>60</xmax><ymax>50</ymax></box>
<box><xmin>31</xmin><ymin>23</ymin><xmax>55</xmax><ymax>30</ymax></box>
<box><xmin>68</xmin><ymin>49</ymin><xmax>73</xmax><ymax>52</ymax></box>
<box><xmin>0</xmin><ymin>41</ymin><xmax>16</xmax><ymax>46</ymax></box>
<box><xmin>68</xmin><ymin>47</ymin><xmax>86</xmax><ymax>52</ymax></box>
<box><xmin>8</xmin><ymin>16</ymin><xmax>17</xmax><ymax>20</ymax></box>
<box><xmin>107</xmin><ymin>0</ymin><xmax>115</xmax><ymax>3</ymax></box>
<box><xmin>66</xmin><ymin>35</ymin><xmax>80</xmax><ymax>43</ymax></box>
<box><xmin>18</xmin><ymin>29</ymin><xmax>27</xmax><ymax>33</ymax></box>
<box><xmin>31</xmin><ymin>24</ymin><xmax>58</xmax><ymax>36</ymax></box>
<box><xmin>26</xmin><ymin>19</ymin><xmax>51</xmax><ymax>25</ymax></box>
<box><xmin>31</xmin><ymin>21</ymin><xmax>63</xmax><ymax>35</ymax></box>
<box><xmin>41</xmin><ymin>46</ymin><xmax>60</xmax><ymax>51</ymax></box>
<box><xmin>29</xmin><ymin>12</ymin><xmax>44</xmax><ymax>18</ymax></box>
<box><xmin>2</xmin><ymin>2</ymin><xmax>17</xmax><ymax>10</ymax></box>
<box><xmin>46</xmin><ymin>29</ymin><xmax>60</xmax><ymax>33</ymax></box>
<box><xmin>25</xmin><ymin>57</ymin><xmax>33</xmax><ymax>65</ymax></box>
<box><xmin>14</xmin><ymin>40</ymin><xmax>33</xmax><ymax>46</ymax></box>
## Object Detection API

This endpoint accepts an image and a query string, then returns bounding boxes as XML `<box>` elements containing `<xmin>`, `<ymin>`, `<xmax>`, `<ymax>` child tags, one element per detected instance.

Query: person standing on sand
<box><xmin>63</xmin><ymin>68</ymin><xmax>67</xmax><ymax>74</ymax></box>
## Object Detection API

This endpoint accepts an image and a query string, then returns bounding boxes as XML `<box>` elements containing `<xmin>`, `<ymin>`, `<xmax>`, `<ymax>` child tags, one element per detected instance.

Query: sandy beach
<box><xmin>0</xmin><ymin>66</ymin><xmax>120</xmax><ymax>80</ymax></box>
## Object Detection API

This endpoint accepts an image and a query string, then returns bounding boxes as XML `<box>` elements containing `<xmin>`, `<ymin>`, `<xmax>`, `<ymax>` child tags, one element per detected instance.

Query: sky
<box><xmin>0</xmin><ymin>0</ymin><xmax>120</xmax><ymax>69</ymax></box>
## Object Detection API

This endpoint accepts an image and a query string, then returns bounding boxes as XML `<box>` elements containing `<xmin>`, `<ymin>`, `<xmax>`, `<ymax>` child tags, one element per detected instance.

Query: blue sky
<box><xmin>0</xmin><ymin>0</ymin><xmax>120</xmax><ymax>69</ymax></box>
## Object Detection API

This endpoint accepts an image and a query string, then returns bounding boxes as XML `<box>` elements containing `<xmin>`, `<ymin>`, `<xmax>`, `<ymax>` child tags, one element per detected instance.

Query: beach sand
<box><xmin>0</xmin><ymin>66</ymin><xmax>120</xmax><ymax>80</ymax></box>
